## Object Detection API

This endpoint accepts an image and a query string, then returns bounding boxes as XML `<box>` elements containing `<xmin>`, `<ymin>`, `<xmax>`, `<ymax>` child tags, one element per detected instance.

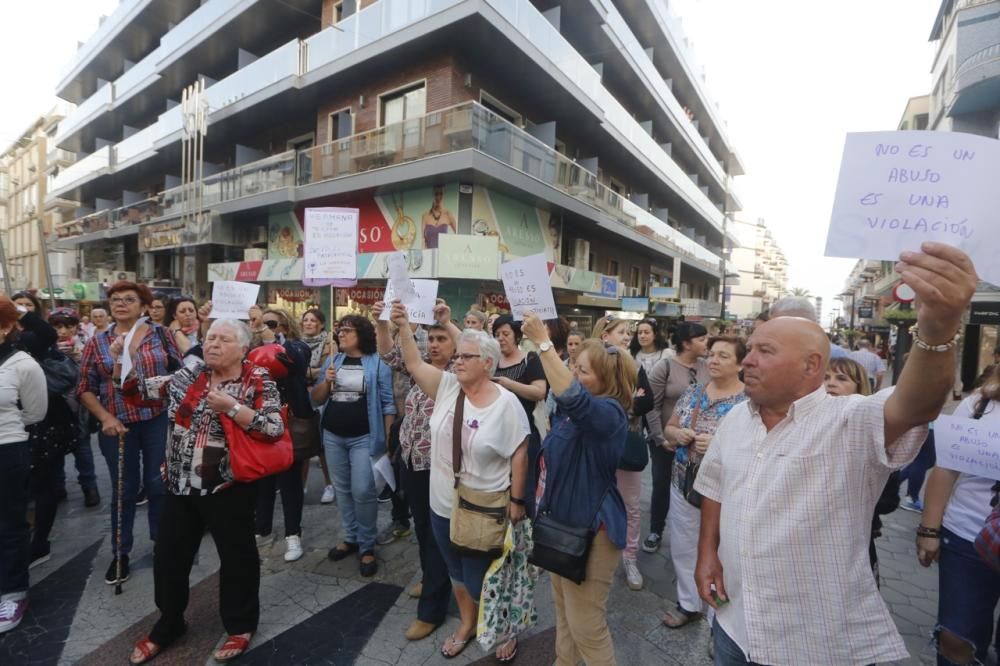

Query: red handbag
<box><xmin>222</xmin><ymin>370</ymin><xmax>293</xmax><ymax>483</ymax></box>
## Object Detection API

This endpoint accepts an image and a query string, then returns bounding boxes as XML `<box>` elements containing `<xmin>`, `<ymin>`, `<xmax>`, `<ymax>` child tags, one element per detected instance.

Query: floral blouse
<box><xmin>671</xmin><ymin>383</ymin><xmax>747</xmax><ymax>490</ymax></box>
<box><xmin>125</xmin><ymin>359</ymin><xmax>284</xmax><ymax>495</ymax></box>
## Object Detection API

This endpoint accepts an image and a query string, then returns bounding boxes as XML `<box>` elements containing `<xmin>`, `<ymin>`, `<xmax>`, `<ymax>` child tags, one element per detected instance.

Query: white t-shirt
<box><xmin>943</xmin><ymin>394</ymin><xmax>999</xmax><ymax>542</ymax></box>
<box><xmin>428</xmin><ymin>372</ymin><xmax>531</xmax><ymax>518</ymax></box>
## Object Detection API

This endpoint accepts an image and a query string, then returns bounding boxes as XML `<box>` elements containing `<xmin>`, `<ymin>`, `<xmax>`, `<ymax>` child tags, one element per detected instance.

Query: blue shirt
<box><xmin>539</xmin><ymin>379</ymin><xmax>628</xmax><ymax>549</ymax></box>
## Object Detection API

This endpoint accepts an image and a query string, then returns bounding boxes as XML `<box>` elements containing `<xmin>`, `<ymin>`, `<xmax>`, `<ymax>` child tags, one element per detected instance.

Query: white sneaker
<box><xmin>320</xmin><ymin>485</ymin><xmax>335</xmax><ymax>504</ymax></box>
<box><xmin>284</xmin><ymin>535</ymin><xmax>303</xmax><ymax>562</ymax></box>
<box><xmin>623</xmin><ymin>559</ymin><xmax>644</xmax><ymax>590</ymax></box>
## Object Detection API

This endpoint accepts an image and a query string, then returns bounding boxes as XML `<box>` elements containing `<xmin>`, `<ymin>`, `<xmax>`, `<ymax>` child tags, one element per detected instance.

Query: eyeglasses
<box><xmin>454</xmin><ymin>353</ymin><xmax>481</xmax><ymax>362</ymax></box>
<box><xmin>109</xmin><ymin>296</ymin><xmax>140</xmax><ymax>305</ymax></box>
<box><xmin>263</xmin><ymin>320</ymin><xmax>280</xmax><ymax>330</ymax></box>
<box><xmin>337</xmin><ymin>327</ymin><xmax>356</xmax><ymax>334</ymax></box>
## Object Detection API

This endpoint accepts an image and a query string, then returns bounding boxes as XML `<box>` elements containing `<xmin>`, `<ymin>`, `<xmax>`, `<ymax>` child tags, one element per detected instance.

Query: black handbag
<box><xmin>530</xmin><ymin>437</ymin><xmax>613</xmax><ymax>584</ymax></box>
<box><xmin>680</xmin><ymin>386</ymin><xmax>707</xmax><ymax>508</ymax></box>
<box><xmin>618</xmin><ymin>427</ymin><xmax>649</xmax><ymax>471</ymax></box>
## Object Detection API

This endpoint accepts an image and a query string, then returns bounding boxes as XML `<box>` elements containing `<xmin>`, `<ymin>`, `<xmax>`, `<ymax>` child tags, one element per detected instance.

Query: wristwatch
<box><xmin>226</xmin><ymin>403</ymin><xmax>242</xmax><ymax>419</ymax></box>
<box><xmin>538</xmin><ymin>340</ymin><xmax>553</xmax><ymax>353</ymax></box>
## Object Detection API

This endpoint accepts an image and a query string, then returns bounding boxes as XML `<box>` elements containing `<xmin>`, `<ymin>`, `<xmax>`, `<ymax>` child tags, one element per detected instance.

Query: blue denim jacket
<box><xmin>540</xmin><ymin>379</ymin><xmax>628</xmax><ymax>549</ymax></box>
<box><xmin>321</xmin><ymin>353</ymin><xmax>397</xmax><ymax>457</ymax></box>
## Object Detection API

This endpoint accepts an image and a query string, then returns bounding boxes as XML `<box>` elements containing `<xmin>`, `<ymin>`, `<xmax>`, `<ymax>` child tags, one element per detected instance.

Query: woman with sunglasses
<box><xmin>642</xmin><ymin>321</ymin><xmax>709</xmax><ymax>555</ymax></box>
<box><xmin>592</xmin><ymin>315</ymin><xmax>654</xmax><ymax>592</ymax></box>
<box><xmin>168</xmin><ymin>296</ymin><xmax>200</xmax><ymax>355</ymax></box>
<box><xmin>300</xmin><ymin>308</ymin><xmax>336</xmax><ymax>504</ymax></box>
<box><xmin>77</xmin><ymin>281</ymin><xmax>182</xmax><ymax>587</ymax></box>
<box><xmin>251</xmin><ymin>308</ymin><xmax>315</xmax><ymax>563</ymax></box>
<box><xmin>311</xmin><ymin>315</ymin><xmax>395</xmax><ymax>577</ymax></box>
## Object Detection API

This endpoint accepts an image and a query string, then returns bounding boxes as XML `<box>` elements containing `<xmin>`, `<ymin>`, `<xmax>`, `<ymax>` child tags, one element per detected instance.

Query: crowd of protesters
<box><xmin>0</xmin><ymin>242</ymin><xmax>995</xmax><ymax>666</ymax></box>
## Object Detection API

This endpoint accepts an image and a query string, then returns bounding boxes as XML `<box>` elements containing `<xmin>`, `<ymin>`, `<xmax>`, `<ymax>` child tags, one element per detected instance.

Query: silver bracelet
<box><xmin>909</xmin><ymin>324</ymin><xmax>961</xmax><ymax>352</ymax></box>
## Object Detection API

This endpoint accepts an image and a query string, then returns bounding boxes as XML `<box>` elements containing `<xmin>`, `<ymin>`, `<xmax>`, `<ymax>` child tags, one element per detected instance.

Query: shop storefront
<box><xmin>963</xmin><ymin>301</ymin><xmax>1000</xmax><ymax>388</ymax></box>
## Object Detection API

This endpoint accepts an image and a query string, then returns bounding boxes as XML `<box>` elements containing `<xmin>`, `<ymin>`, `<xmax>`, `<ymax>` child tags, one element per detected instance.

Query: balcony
<box><xmin>682</xmin><ymin>298</ymin><xmax>721</xmax><ymax>318</ymax></box>
<box><xmin>114</xmin><ymin>124</ymin><xmax>158</xmax><ymax>170</ymax></box>
<box><xmin>49</xmin><ymin>146</ymin><xmax>111</xmax><ymax>196</ymax></box>
<box><xmin>161</xmin><ymin>150</ymin><xmax>297</xmax><ymax>217</ymax></box>
<box><xmin>113</xmin><ymin>55</ymin><xmax>159</xmax><ymax>108</ymax></box>
<box><xmin>202</xmin><ymin>39</ymin><xmax>302</xmax><ymax>113</ymax></box>
<box><xmin>45</xmin><ymin>148</ymin><xmax>76</xmax><ymax>169</ymax></box>
<box><xmin>156</xmin><ymin>0</ymin><xmax>254</xmax><ymax>72</ymax></box>
<box><xmin>55</xmin><ymin>82</ymin><xmax>114</xmax><ymax>146</ymax></box>
<box><xmin>53</xmin><ymin>197</ymin><xmax>161</xmax><ymax>242</ymax></box>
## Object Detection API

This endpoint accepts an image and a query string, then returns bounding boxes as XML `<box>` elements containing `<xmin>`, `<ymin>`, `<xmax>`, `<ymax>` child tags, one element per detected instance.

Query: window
<box><xmin>588</xmin><ymin>252</ymin><xmax>596</xmax><ymax>272</ymax></box>
<box><xmin>328</xmin><ymin>109</ymin><xmax>353</xmax><ymax>141</ymax></box>
<box><xmin>608</xmin><ymin>259</ymin><xmax>619</xmax><ymax>278</ymax></box>
<box><xmin>480</xmin><ymin>92</ymin><xmax>522</xmax><ymax>126</ymax></box>
<box><xmin>380</xmin><ymin>84</ymin><xmax>426</xmax><ymax>126</ymax></box>
<box><xmin>629</xmin><ymin>266</ymin><xmax>640</xmax><ymax>289</ymax></box>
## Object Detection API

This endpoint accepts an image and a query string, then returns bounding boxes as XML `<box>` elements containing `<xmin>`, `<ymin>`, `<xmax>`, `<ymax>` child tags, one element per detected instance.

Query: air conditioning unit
<box><xmin>571</xmin><ymin>239</ymin><xmax>590</xmax><ymax>270</ymax></box>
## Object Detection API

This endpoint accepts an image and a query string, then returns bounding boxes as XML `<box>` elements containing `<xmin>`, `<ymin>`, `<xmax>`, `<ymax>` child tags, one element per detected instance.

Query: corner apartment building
<box><xmin>47</xmin><ymin>0</ymin><xmax>744</xmax><ymax>329</ymax></box>
<box><xmin>0</xmin><ymin>105</ymin><xmax>77</xmax><ymax>296</ymax></box>
<box><xmin>726</xmin><ymin>215</ymin><xmax>787</xmax><ymax>320</ymax></box>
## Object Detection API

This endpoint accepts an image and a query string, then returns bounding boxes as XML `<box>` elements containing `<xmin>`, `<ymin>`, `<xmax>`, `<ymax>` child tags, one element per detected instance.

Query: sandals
<box><xmin>661</xmin><ymin>607</ymin><xmax>701</xmax><ymax>629</ymax></box>
<box><xmin>327</xmin><ymin>542</ymin><xmax>359</xmax><ymax>561</ymax></box>
<box><xmin>496</xmin><ymin>637</ymin><xmax>518</xmax><ymax>663</ymax></box>
<box><xmin>213</xmin><ymin>633</ymin><xmax>252</xmax><ymax>663</ymax></box>
<box><xmin>441</xmin><ymin>632</ymin><xmax>472</xmax><ymax>659</ymax></box>
<box><xmin>129</xmin><ymin>637</ymin><xmax>162</xmax><ymax>665</ymax></box>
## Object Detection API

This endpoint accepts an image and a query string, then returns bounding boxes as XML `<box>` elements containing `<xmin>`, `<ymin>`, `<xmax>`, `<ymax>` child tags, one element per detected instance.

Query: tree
<box><xmin>788</xmin><ymin>287</ymin><xmax>811</xmax><ymax>297</ymax></box>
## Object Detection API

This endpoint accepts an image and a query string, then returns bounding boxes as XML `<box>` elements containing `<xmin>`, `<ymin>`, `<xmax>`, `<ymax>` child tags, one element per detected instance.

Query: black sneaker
<box><xmin>83</xmin><ymin>486</ymin><xmax>101</xmax><ymax>508</ymax></box>
<box><xmin>377</xmin><ymin>486</ymin><xmax>393</xmax><ymax>504</ymax></box>
<box><xmin>55</xmin><ymin>486</ymin><xmax>68</xmax><ymax>503</ymax></box>
<box><xmin>104</xmin><ymin>556</ymin><xmax>130</xmax><ymax>585</ymax></box>
<box><xmin>642</xmin><ymin>532</ymin><xmax>662</xmax><ymax>553</ymax></box>
<box><xmin>29</xmin><ymin>543</ymin><xmax>51</xmax><ymax>570</ymax></box>
<box><xmin>135</xmin><ymin>489</ymin><xmax>148</xmax><ymax>506</ymax></box>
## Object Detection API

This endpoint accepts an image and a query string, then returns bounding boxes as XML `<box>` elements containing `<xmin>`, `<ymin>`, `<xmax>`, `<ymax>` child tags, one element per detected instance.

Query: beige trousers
<box><xmin>550</xmin><ymin>529</ymin><xmax>621</xmax><ymax>665</ymax></box>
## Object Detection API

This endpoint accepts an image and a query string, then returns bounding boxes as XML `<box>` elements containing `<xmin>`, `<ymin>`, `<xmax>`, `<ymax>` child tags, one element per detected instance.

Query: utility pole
<box><xmin>0</xmin><ymin>230</ymin><xmax>12</xmax><ymax>295</ymax></box>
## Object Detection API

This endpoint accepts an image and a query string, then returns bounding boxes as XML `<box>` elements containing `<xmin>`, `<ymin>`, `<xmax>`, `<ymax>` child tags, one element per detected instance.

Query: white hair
<box><xmin>459</xmin><ymin>329</ymin><xmax>501</xmax><ymax>377</ymax></box>
<box><xmin>769</xmin><ymin>296</ymin><xmax>817</xmax><ymax>323</ymax></box>
<box><xmin>207</xmin><ymin>318</ymin><xmax>251</xmax><ymax>347</ymax></box>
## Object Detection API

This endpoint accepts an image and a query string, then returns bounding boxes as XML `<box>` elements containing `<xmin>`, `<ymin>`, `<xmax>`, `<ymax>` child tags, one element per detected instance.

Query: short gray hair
<box><xmin>459</xmin><ymin>329</ymin><xmax>501</xmax><ymax>377</ymax></box>
<box><xmin>207</xmin><ymin>318</ymin><xmax>251</xmax><ymax>347</ymax></box>
<box><xmin>770</xmin><ymin>296</ymin><xmax>817</xmax><ymax>322</ymax></box>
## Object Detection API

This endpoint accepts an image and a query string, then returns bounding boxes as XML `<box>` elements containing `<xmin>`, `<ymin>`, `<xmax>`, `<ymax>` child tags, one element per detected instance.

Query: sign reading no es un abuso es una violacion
<box><xmin>935</xmin><ymin>413</ymin><xmax>1000</xmax><ymax>481</ymax></box>
<box><xmin>824</xmin><ymin>131</ymin><xmax>1000</xmax><ymax>285</ymax></box>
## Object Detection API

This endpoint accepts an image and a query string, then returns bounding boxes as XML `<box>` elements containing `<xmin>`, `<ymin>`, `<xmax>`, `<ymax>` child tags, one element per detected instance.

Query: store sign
<box><xmin>621</xmin><ymin>298</ymin><xmax>649</xmax><ymax>313</ymax></box>
<box><xmin>649</xmin><ymin>287</ymin><xmax>677</xmax><ymax>303</ymax></box>
<box><xmin>139</xmin><ymin>220</ymin><xmax>185</xmax><ymax>251</ymax></box>
<box><xmin>71</xmin><ymin>282</ymin><xmax>104</xmax><ymax>301</ymax></box>
<box><xmin>437</xmin><ymin>235</ymin><xmax>499</xmax><ymax>279</ymax></box>
<box><xmin>858</xmin><ymin>306</ymin><xmax>874</xmax><ymax>319</ymax></box>
<box><xmin>479</xmin><ymin>292</ymin><xmax>511</xmax><ymax>311</ymax></box>
<box><xmin>971</xmin><ymin>301</ymin><xmax>1000</xmax><ymax>325</ymax></box>
<box><xmin>236</xmin><ymin>261</ymin><xmax>264</xmax><ymax>282</ymax></box>
<box><xmin>273</xmin><ymin>288</ymin><xmax>317</xmax><ymax>303</ymax></box>
<box><xmin>347</xmin><ymin>286</ymin><xmax>385</xmax><ymax>305</ymax></box>
<box><xmin>600</xmin><ymin>277</ymin><xmax>618</xmax><ymax>298</ymax></box>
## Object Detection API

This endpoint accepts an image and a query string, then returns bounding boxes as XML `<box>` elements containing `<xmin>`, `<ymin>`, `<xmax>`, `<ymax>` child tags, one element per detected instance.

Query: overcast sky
<box><xmin>1</xmin><ymin>0</ymin><xmax>942</xmax><ymax>323</ymax></box>
<box><xmin>672</xmin><ymin>0</ymin><xmax>941</xmax><ymax>322</ymax></box>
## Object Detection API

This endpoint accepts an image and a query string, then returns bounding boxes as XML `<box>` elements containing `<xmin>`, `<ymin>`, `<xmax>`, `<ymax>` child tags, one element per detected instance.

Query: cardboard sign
<box><xmin>210</xmin><ymin>281</ymin><xmax>261</xmax><ymax>320</ymax></box>
<box><xmin>825</xmin><ymin>131</ymin><xmax>1000</xmax><ymax>285</ymax></box>
<box><xmin>500</xmin><ymin>253</ymin><xmax>558</xmax><ymax>320</ymax></box>
<box><xmin>935</xmin><ymin>413</ymin><xmax>1000</xmax><ymax>481</ymax></box>
<box><xmin>304</xmin><ymin>207</ymin><xmax>359</xmax><ymax>280</ymax></box>
<box><xmin>380</xmin><ymin>279</ymin><xmax>439</xmax><ymax>325</ymax></box>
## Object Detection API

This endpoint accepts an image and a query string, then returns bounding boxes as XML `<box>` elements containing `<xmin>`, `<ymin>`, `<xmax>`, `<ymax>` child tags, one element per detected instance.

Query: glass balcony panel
<box><xmin>203</xmin><ymin>39</ymin><xmax>301</xmax><ymax>112</ymax></box>
<box><xmin>114</xmin><ymin>124</ymin><xmax>158</xmax><ymax>168</ymax></box>
<box><xmin>114</xmin><ymin>54</ymin><xmax>159</xmax><ymax>104</ymax></box>
<box><xmin>56</xmin><ymin>82</ymin><xmax>114</xmax><ymax>143</ymax></box>
<box><xmin>50</xmin><ymin>146</ymin><xmax>111</xmax><ymax>193</ymax></box>
<box><xmin>58</xmin><ymin>0</ymin><xmax>145</xmax><ymax>85</ymax></box>
<box><xmin>157</xmin><ymin>0</ymin><xmax>248</xmax><ymax>69</ymax></box>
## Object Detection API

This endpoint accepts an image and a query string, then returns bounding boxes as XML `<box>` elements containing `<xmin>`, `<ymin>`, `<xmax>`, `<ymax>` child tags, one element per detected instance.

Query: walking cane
<box><xmin>115</xmin><ymin>432</ymin><xmax>126</xmax><ymax>595</ymax></box>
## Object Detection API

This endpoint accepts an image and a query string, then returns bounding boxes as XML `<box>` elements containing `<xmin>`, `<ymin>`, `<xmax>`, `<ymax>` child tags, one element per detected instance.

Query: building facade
<box><xmin>47</xmin><ymin>0</ymin><xmax>744</xmax><ymax>328</ymax></box>
<box><xmin>0</xmin><ymin>105</ymin><xmax>77</xmax><ymax>296</ymax></box>
<box><xmin>727</xmin><ymin>215</ymin><xmax>787</xmax><ymax>320</ymax></box>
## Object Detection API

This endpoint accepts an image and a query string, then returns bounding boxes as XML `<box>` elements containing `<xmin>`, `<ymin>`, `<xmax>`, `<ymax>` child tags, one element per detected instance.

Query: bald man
<box><xmin>693</xmin><ymin>243</ymin><xmax>977</xmax><ymax>665</ymax></box>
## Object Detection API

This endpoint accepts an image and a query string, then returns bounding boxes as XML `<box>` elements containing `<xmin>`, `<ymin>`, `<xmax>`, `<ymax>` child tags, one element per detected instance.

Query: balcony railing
<box><xmin>162</xmin><ymin>151</ymin><xmax>297</xmax><ymax>217</ymax></box>
<box><xmin>203</xmin><ymin>39</ymin><xmax>302</xmax><ymax>112</ymax></box>
<box><xmin>55</xmin><ymin>82</ymin><xmax>114</xmax><ymax>144</ymax></box>
<box><xmin>157</xmin><ymin>0</ymin><xmax>248</xmax><ymax>70</ymax></box>
<box><xmin>114</xmin><ymin>124</ymin><xmax>158</xmax><ymax>168</ymax></box>
<box><xmin>57</xmin><ymin>0</ymin><xmax>145</xmax><ymax>88</ymax></box>
<box><xmin>46</xmin><ymin>148</ymin><xmax>76</xmax><ymax>167</ymax></box>
<box><xmin>682</xmin><ymin>298</ymin><xmax>721</xmax><ymax>317</ymax></box>
<box><xmin>54</xmin><ymin>197</ymin><xmax>161</xmax><ymax>240</ymax></box>
<box><xmin>49</xmin><ymin>146</ymin><xmax>111</xmax><ymax>194</ymax></box>
<box><xmin>114</xmin><ymin>55</ymin><xmax>158</xmax><ymax>106</ymax></box>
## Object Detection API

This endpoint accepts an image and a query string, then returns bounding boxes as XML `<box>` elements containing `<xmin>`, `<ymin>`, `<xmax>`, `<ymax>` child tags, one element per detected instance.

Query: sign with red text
<box><xmin>825</xmin><ymin>131</ymin><xmax>1000</xmax><ymax>285</ymax></box>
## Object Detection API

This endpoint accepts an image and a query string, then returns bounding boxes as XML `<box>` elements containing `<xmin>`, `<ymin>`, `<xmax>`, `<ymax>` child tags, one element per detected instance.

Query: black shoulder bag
<box><xmin>530</xmin><ymin>443</ymin><xmax>614</xmax><ymax>584</ymax></box>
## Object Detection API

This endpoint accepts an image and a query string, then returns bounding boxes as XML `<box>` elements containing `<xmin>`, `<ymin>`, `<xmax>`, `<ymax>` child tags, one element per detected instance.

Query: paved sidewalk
<box><xmin>1</xmin><ymin>437</ymin><xmax>941</xmax><ymax>665</ymax></box>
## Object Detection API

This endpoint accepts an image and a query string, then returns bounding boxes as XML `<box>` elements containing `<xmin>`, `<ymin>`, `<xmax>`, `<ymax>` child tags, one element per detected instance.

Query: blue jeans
<box><xmin>0</xmin><ymin>441</ymin><xmax>32</xmax><ymax>598</ymax></box>
<box><xmin>937</xmin><ymin>527</ymin><xmax>1000</xmax><ymax>665</ymax></box>
<box><xmin>55</xmin><ymin>430</ymin><xmax>98</xmax><ymax>491</ymax></box>
<box><xmin>900</xmin><ymin>430</ymin><xmax>936</xmax><ymax>501</ymax></box>
<box><xmin>323</xmin><ymin>432</ymin><xmax>377</xmax><ymax>553</ymax></box>
<box><xmin>430</xmin><ymin>512</ymin><xmax>490</xmax><ymax>603</ymax></box>
<box><xmin>713</xmin><ymin>619</ymin><xmax>765</xmax><ymax>665</ymax></box>
<box><xmin>98</xmin><ymin>413</ymin><xmax>168</xmax><ymax>557</ymax></box>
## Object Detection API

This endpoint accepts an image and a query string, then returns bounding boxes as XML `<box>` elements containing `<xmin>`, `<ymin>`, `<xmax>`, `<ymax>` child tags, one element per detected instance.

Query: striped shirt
<box><xmin>694</xmin><ymin>386</ymin><xmax>927</xmax><ymax>665</ymax></box>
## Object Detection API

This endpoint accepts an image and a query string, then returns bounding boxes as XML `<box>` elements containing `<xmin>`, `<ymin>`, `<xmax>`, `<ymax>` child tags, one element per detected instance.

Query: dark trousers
<box><xmin>98</xmin><ymin>413</ymin><xmax>168</xmax><ymax>556</ymax></box>
<box><xmin>387</xmin><ymin>421</ymin><xmax>410</xmax><ymax>526</ymax></box>
<box><xmin>31</xmin><ymin>453</ymin><xmax>65</xmax><ymax>553</ymax></box>
<box><xmin>56</xmin><ymin>430</ymin><xmax>98</xmax><ymax>491</ymax></box>
<box><xmin>526</xmin><ymin>429</ymin><xmax>541</xmax><ymax>519</ymax></box>
<box><xmin>0</xmin><ymin>441</ymin><xmax>31</xmax><ymax>597</ymax></box>
<box><xmin>254</xmin><ymin>465</ymin><xmax>304</xmax><ymax>537</ymax></box>
<box><xmin>150</xmin><ymin>483</ymin><xmax>260</xmax><ymax>645</ymax></box>
<box><xmin>647</xmin><ymin>441</ymin><xmax>674</xmax><ymax>536</ymax></box>
<box><xmin>900</xmin><ymin>430</ymin><xmax>936</xmax><ymax>501</ymax></box>
<box><xmin>936</xmin><ymin>527</ymin><xmax>1000</xmax><ymax>665</ymax></box>
<box><xmin>401</xmin><ymin>459</ymin><xmax>451</xmax><ymax>625</ymax></box>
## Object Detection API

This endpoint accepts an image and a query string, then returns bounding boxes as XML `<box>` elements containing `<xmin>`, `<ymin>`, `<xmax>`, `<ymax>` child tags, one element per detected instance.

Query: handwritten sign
<box><xmin>210</xmin><ymin>281</ymin><xmax>260</xmax><ymax>320</ymax></box>
<box><xmin>386</xmin><ymin>252</ymin><xmax>418</xmax><ymax>304</ymax></box>
<box><xmin>380</xmin><ymin>279</ymin><xmax>439</xmax><ymax>325</ymax></box>
<box><xmin>935</xmin><ymin>413</ymin><xmax>1000</xmax><ymax>481</ymax></box>
<box><xmin>500</xmin><ymin>253</ymin><xmax>557</xmax><ymax>320</ymax></box>
<box><xmin>825</xmin><ymin>131</ymin><xmax>1000</xmax><ymax>285</ymax></box>
<box><xmin>304</xmin><ymin>207</ymin><xmax>358</xmax><ymax>280</ymax></box>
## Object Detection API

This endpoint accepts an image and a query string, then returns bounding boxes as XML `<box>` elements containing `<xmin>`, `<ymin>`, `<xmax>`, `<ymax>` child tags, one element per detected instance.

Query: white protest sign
<box><xmin>935</xmin><ymin>413</ymin><xmax>1000</xmax><ymax>481</ymax></box>
<box><xmin>119</xmin><ymin>316</ymin><xmax>149</xmax><ymax>385</ymax></box>
<box><xmin>304</xmin><ymin>207</ymin><xmax>358</xmax><ymax>280</ymax></box>
<box><xmin>210</xmin><ymin>281</ymin><xmax>261</xmax><ymax>320</ymax></box>
<box><xmin>500</xmin><ymin>253</ymin><xmax>557</xmax><ymax>321</ymax></box>
<box><xmin>372</xmin><ymin>453</ymin><xmax>397</xmax><ymax>493</ymax></box>
<box><xmin>380</xmin><ymin>279</ymin><xmax>439</xmax><ymax>325</ymax></box>
<box><xmin>825</xmin><ymin>131</ymin><xmax>1000</xmax><ymax>285</ymax></box>
<box><xmin>386</xmin><ymin>252</ymin><xmax>418</xmax><ymax>304</ymax></box>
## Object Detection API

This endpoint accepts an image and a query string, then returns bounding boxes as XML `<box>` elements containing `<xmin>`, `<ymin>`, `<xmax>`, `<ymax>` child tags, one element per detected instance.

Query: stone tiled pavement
<box><xmin>4</xmin><ymin>435</ymin><xmax>944</xmax><ymax>665</ymax></box>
